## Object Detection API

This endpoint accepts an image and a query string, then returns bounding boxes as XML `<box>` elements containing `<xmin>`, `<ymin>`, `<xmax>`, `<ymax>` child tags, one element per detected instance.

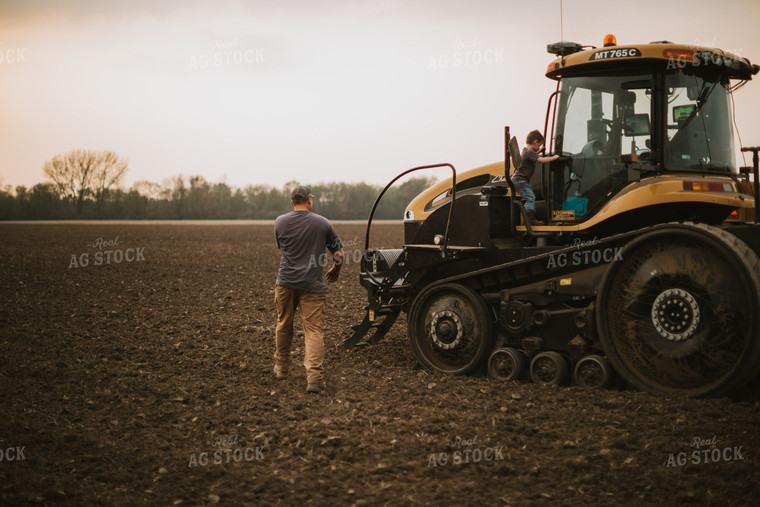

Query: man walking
<box><xmin>273</xmin><ymin>185</ymin><xmax>343</xmax><ymax>394</ymax></box>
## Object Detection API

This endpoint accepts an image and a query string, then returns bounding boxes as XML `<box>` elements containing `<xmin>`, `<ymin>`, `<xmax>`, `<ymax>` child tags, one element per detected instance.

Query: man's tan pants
<box><xmin>274</xmin><ymin>285</ymin><xmax>325</xmax><ymax>383</ymax></box>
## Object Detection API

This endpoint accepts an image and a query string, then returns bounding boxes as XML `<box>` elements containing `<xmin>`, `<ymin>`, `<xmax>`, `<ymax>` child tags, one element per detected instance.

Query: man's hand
<box><xmin>325</xmin><ymin>265</ymin><xmax>341</xmax><ymax>283</ymax></box>
<box><xmin>325</xmin><ymin>249</ymin><xmax>343</xmax><ymax>283</ymax></box>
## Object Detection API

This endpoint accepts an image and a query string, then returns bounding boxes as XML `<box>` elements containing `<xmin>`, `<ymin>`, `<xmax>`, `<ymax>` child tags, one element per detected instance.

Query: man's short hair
<box><xmin>526</xmin><ymin>130</ymin><xmax>544</xmax><ymax>145</ymax></box>
<box><xmin>291</xmin><ymin>185</ymin><xmax>314</xmax><ymax>205</ymax></box>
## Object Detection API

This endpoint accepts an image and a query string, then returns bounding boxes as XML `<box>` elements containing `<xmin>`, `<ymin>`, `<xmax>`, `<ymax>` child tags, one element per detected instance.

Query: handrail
<box><xmin>364</xmin><ymin>163</ymin><xmax>457</xmax><ymax>253</ymax></box>
<box><xmin>543</xmin><ymin>84</ymin><xmax>560</xmax><ymax>153</ymax></box>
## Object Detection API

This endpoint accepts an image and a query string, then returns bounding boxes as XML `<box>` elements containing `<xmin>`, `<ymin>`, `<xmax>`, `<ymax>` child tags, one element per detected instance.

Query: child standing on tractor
<box><xmin>511</xmin><ymin>130</ymin><xmax>559</xmax><ymax>226</ymax></box>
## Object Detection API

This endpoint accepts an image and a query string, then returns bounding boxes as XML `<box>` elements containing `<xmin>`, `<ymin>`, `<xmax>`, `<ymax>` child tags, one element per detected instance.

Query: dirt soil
<box><xmin>1</xmin><ymin>222</ymin><xmax>759</xmax><ymax>506</ymax></box>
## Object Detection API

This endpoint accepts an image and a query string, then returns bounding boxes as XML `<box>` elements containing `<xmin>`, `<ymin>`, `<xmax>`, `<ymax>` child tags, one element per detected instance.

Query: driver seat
<box><xmin>508</xmin><ymin>136</ymin><xmax>522</xmax><ymax>172</ymax></box>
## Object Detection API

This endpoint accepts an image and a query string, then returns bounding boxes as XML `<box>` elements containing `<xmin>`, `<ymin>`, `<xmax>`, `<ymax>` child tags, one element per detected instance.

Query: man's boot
<box><xmin>527</xmin><ymin>211</ymin><xmax>544</xmax><ymax>226</ymax></box>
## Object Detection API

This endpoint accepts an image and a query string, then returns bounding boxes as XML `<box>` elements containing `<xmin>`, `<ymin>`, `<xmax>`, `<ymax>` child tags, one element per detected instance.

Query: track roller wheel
<box><xmin>597</xmin><ymin>224</ymin><xmax>760</xmax><ymax>397</ymax></box>
<box><xmin>487</xmin><ymin>347</ymin><xmax>527</xmax><ymax>381</ymax></box>
<box><xmin>408</xmin><ymin>283</ymin><xmax>493</xmax><ymax>374</ymax></box>
<box><xmin>530</xmin><ymin>351</ymin><xmax>570</xmax><ymax>386</ymax></box>
<box><xmin>574</xmin><ymin>355</ymin><xmax>615</xmax><ymax>389</ymax></box>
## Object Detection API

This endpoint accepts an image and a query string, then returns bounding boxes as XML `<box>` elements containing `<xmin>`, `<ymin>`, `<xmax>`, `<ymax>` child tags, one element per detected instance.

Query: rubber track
<box><xmin>417</xmin><ymin>221</ymin><xmax>760</xmax><ymax>395</ymax></box>
<box><xmin>687</xmin><ymin>222</ymin><xmax>760</xmax><ymax>388</ymax></box>
<box><xmin>595</xmin><ymin>221</ymin><xmax>760</xmax><ymax>397</ymax></box>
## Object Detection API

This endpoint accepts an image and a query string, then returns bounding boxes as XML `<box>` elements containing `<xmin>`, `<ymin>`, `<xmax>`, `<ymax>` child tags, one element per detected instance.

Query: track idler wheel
<box><xmin>408</xmin><ymin>283</ymin><xmax>493</xmax><ymax>375</ymax></box>
<box><xmin>487</xmin><ymin>347</ymin><xmax>527</xmax><ymax>381</ymax></box>
<box><xmin>573</xmin><ymin>355</ymin><xmax>615</xmax><ymax>389</ymax></box>
<box><xmin>530</xmin><ymin>351</ymin><xmax>570</xmax><ymax>386</ymax></box>
<box><xmin>597</xmin><ymin>224</ymin><xmax>760</xmax><ymax>397</ymax></box>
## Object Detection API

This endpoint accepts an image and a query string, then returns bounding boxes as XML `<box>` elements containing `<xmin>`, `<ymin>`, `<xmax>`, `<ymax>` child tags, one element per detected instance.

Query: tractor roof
<box><xmin>546</xmin><ymin>40</ymin><xmax>758</xmax><ymax>81</ymax></box>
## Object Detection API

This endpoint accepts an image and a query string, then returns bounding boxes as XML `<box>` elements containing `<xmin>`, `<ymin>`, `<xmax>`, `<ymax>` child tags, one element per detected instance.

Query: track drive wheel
<box><xmin>574</xmin><ymin>355</ymin><xmax>615</xmax><ymax>389</ymax></box>
<box><xmin>530</xmin><ymin>351</ymin><xmax>570</xmax><ymax>386</ymax></box>
<box><xmin>408</xmin><ymin>283</ymin><xmax>493</xmax><ymax>375</ymax></box>
<box><xmin>487</xmin><ymin>347</ymin><xmax>527</xmax><ymax>381</ymax></box>
<box><xmin>597</xmin><ymin>224</ymin><xmax>760</xmax><ymax>397</ymax></box>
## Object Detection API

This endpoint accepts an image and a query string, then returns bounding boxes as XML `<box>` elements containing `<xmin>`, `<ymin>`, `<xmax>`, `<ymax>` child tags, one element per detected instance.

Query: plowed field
<box><xmin>1</xmin><ymin>222</ymin><xmax>759</xmax><ymax>506</ymax></box>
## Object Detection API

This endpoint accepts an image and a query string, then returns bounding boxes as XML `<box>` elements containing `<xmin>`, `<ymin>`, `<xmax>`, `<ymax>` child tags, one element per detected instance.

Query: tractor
<box><xmin>342</xmin><ymin>35</ymin><xmax>760</xmax><ymax>397</ymax></box>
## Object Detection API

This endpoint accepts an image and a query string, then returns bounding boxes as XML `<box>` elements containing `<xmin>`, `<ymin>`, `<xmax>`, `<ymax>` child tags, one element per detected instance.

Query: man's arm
<box><xmin>325</xmin><ymin>249</ymin><xmax>343</xmax><ymax>283</ymax></box>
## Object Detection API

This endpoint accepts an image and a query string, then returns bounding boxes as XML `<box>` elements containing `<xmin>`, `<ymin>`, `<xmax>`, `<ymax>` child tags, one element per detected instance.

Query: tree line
<box><xmin>0</xmin><ymin>149</ymin><xmax>435</xmax><ymax>220</ymax></box>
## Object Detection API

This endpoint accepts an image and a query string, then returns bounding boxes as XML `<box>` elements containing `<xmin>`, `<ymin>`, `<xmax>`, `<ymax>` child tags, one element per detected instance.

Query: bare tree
<box><xmin>92</xmin><ymin>151</ymin><xmax>128</xmax><ymax>209</ymax></box>
<box><xmin>43</xmin><ymin>149</ymin><xmax>128</xmax><ymax>215</ymax></box>
<box><xmin>130</xmin><ymin>180</ymin><xmax>163</xmax><ymax>200</ymax></box>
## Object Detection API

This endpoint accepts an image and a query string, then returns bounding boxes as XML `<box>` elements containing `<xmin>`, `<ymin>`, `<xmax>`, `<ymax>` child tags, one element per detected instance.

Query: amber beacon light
<box><xmin>603</xmin><ymin>34</ymin><xmax>617</xmax><ymax>47</ymax></box>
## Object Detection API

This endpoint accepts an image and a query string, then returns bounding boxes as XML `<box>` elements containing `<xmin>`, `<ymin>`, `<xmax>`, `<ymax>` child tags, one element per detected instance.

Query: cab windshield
<box><xmin>549</xmin><ymin>66</ymin><xmax>736</xmax><ymax>221</ymax></box>
<box><xmin>664</xmin><ymin>69</ymin><xmax>734</xmax><ymax>172</ymax></box>
<box><xmin>553</xmin><ymin>68</ymin><xmax>735</xmax><ymax>172</ymax></box>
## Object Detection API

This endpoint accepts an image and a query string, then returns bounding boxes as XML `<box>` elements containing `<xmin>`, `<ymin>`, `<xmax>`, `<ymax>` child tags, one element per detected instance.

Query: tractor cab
<box><xmin>533</xmin><ymin>37</ymin><xmax>758</xmax><ymax>231</ymax></box>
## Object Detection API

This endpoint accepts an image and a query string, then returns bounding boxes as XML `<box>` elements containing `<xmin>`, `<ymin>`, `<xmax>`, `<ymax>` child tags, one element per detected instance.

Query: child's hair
<box><xmin>526</xmin><ymin>130</ymin><xmax>544</xmax><ymax>145</ymax></box>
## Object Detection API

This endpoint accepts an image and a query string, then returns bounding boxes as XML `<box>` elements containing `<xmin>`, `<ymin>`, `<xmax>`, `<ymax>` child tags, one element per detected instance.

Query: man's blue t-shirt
<box><xmin>275</xmin><ymin>210</ymin><xmax>343</xmax><ymax>293</ymax></box>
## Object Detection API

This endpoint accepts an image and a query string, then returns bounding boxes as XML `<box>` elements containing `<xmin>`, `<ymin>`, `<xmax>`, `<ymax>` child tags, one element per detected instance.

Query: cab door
<box><xmin>548</xmin><ymin>72</ymin><xmax>654</xmax><ymax>223</ymax></box>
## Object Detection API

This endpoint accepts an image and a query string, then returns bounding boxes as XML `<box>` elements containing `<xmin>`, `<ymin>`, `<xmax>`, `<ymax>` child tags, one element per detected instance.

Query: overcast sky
<box><xmin>1</xmin><ymin>0</ymin><xmax>759</xmax><ymax>192</ymax></box>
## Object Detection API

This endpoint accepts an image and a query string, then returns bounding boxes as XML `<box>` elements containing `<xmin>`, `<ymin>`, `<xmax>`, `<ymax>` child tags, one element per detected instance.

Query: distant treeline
<box><xmin>0</xmin><ymin>175</ymin><xmax>436</xmax><ymax>220</ymax></box>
